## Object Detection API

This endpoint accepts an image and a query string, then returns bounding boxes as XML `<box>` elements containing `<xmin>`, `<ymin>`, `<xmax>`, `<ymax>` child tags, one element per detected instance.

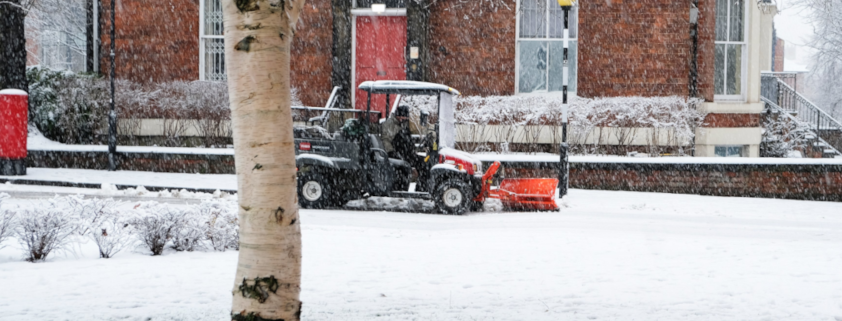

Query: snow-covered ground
<box><xmin>1</xmin><ymin>189</ymin><xmax>841</xmax><ymax>321</ymax></box>
<box><xmin>27</xmin><ymin>128</ymin><xmax>235</xmax><ymax>155</ymax></box>
<box><xmin>0</xmin><ymin>168</ymin><xmax>237</xmax><ymax>192</ymax></box>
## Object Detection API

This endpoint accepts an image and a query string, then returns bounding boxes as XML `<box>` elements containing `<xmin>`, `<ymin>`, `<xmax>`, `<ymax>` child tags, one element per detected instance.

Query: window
<box><xmin>715</xmin><ymin>145</ymin><xmax>744</xmax><ymax>157</ymax></box>
<box><xmin>715</xmin><ymin>0</ymin><xmax>746</xmax><ymax>99</ymax></box>
<box><xmin>200</xmin><ymin>0</ymin><xmax>226</xmax><ymax>81</ymax></box>
<box><xmin>517</xmin><ymin>0</ymin><xmax>577</xmax><ymax>94</ymax></box>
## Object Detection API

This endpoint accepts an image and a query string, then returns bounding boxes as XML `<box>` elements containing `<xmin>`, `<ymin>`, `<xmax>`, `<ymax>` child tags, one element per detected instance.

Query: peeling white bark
<box><xmin>223</xmin><ymin>0</ymin><xmax>305</xmax><ymax>320</ymax></box>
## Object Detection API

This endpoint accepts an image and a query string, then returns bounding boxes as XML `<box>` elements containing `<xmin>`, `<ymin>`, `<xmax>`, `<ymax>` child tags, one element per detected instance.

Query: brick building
<box><xmin>93</xmin><ymin>0</ymin><xmax>779</xmax><ymax>157</ymax></box>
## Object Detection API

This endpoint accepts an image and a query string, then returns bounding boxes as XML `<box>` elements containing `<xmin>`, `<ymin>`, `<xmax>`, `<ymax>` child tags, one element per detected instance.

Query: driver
<box><xmin>382</xmin><ymin>105</ymin><xmax>430</xmax><ymax>189</ymax></box>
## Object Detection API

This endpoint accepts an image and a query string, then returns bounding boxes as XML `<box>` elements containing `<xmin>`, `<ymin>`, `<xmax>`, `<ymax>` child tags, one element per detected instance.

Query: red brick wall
<box><xmin>428</xmin><ymin>0</ymin><xmax>517</xmax><ymax>96</ymax></box>
<box><xmin>578</xmin><ymin>0</ymin><xmax>715</xmax><ymax>101</ymax></box>
<box><xmin>100</xmin><ymin>0</ymin><xmax>200</xmax><ymax>84</ymax></box>
<box><xmin>702</xmin><ymin>113</ymin><xmax>760</xmax><ymax>127</ymax></box>
<box><xmin>774</xmin><ymin>38</ymin><xmax>785</xmax><ymax>72</ymax></box>
<box><xmin>291</xmin><ymin>1</ymin><xmax>334</xmax><ymax>107</ymax></box>
<box><xmin>570</xmin><ymin>162</ymin><xmax>842</xmax><ymax>202</ymax></box>
<box><xmin>25</xmin><ymin>26</ymin><xmax>39</xmax><ymax>66</ymax></box>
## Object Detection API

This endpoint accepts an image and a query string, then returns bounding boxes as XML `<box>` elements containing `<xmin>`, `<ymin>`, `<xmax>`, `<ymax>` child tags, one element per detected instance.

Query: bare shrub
<box><xmin>131</xmin><ymin>202</ymin><xmax>185</xmax><ymax>256</ymax></box>
<box><xmin>14</xmin><ymin>207</ymin><xmax>77</xmax><ymax>262</ymax></box>
<box><xmin>171</xmin><ymin>208</ymin><xmax>206</xmax><ymax>252</ymax></box>
<box><xmin>64</xmin><ymin>196</ymin><xmax>135</xmax><ymax>258</ymax></box>
<box><xmin>90</xmin><ymin>213</ymin><xmax>136</xmax><ymax>259</ymax></box>
<box><xmin>761</xmin><ymin>112</ymin><xmax>812</xmax><ymax>157</ymax></box>
<box><xmin>0</xmin><ymin>193</ymin><xmax>17</xmax><ymax>250</ymax></box>
<box><xmin>201</xmin><ymin>199</ymin><xmax>239</xmax><ymax>252</ymax></box>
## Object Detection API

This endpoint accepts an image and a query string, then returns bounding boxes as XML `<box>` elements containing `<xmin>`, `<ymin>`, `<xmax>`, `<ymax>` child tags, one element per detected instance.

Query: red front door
<box><xmin>355</xmin><ymin>15</ymin><xmax>407</xmax><ymax>117</ymax></box>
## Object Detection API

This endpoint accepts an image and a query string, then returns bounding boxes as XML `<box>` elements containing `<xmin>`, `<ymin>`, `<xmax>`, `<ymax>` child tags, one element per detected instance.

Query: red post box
<box><xmin>0</xmin><ymin>89</ymin><xmax>28</xmax><ymax>175</ymax></box>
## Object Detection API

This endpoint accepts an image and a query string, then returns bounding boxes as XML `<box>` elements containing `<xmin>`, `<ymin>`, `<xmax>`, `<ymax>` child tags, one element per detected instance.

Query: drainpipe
<box><xmin>331</xmin><ymin>0</ymin><xmax>352</xmax><ymax>109</ymax></box>
<box><xmin>689</xmin><ymin>0</ymin><xmax>699</xmax><ymax>157</ymax></box>
<box><xmin>689</xmin><ymin>0</ymin><xmax>699</xmax><ymax>98</ymax></box>
<box><xmin>407</xmin><ymin>0</ymin><xmax>429</xmax><ymax>82</ymax></box>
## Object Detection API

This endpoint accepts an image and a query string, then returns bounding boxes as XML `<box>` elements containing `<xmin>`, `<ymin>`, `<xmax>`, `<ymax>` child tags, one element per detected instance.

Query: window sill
<box><xmin>514</xmin><ymin>91</ymin><xmax>578</xmax><ymax>98</ymax></box>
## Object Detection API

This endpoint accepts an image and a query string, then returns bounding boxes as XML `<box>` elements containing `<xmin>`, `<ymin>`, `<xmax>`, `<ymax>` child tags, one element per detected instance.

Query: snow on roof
<box><xmin>0</xmin><ymin>89</ymin><xmax>28</xmax><ymax>96</ymax></box>
<box><xmin>358</xmin><ymin>80</ymin><xmax>461</xmax><ymax>95</ymax></box>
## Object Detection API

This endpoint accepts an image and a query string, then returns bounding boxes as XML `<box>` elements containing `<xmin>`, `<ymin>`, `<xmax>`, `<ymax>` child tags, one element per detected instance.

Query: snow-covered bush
<box><xmin>761</xmin><ymin>111</ymin><xmax>812</xmax><ymax>158</ymax></box>
<box><xmin>201</xmin><ymin>199</ymin><xmax>239</xmax><ymax>251</ymax></box>
<box><xmin>27</xmin><ymin>67</ymin><xmax>303</xmax><ymax>147</ymax></box>
<box><xmin>131</xmin><ymin>202</ymin><xmax>186</xmax><ymax>256</ymax></box>
<box><xmin>27</xmin><ymin>66</ymin><xmax>151</xmax><ymax>144</ymax></box>
<box><xmin>90</xmin><ymin>212</ymin><xmax>136</xmax><ymax>258</ymax></box>
<box><xmin>14</xmin><ymin>206</ymin><xmax>77</xmax><ymax>262</ymax></box>
<box><xmin>0</xmin><ymin>193</ymin><xmax>16</xmax><ymax>250</ymax></box>
<box><xmin>63</xmin><ymin>196</ymin><xmax>135</xmax><ymax>258</ymax></box>
<box><xmin>170</xmin><ymin>208</ymin><xmax>206</xmax><ymax>252</ymax></box>
<box><xmin>27</xmin><ymin>66</ymin><xmax>110</xmax><ymax>144</ymax></box>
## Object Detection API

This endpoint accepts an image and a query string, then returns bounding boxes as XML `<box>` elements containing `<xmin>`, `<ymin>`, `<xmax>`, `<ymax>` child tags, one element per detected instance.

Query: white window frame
<box><xmin>714</xmin><ymin>0</ymin><xmax>748</xmax><ymax>102</ymax></box>
<box><xmin>514</xmin><ymin>0</ymin><xmax>578</xmax><ymax>95</ymax></box>
<box><xmin>199</xmin><ymin>0</ymin><xmax>226</xmax><ymax>81</ymax></box>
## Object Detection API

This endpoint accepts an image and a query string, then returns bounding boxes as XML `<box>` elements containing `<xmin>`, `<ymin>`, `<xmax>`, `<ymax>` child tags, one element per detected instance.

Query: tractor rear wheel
<box><xmin>434</xmin><ymin>179</ymin><xmax>471</xmax><ymax>215</ymax></box>
<box><xmin>298</xmin><ymin>172</ymin><xmax>334</xmax><ymax>209</ymax></box>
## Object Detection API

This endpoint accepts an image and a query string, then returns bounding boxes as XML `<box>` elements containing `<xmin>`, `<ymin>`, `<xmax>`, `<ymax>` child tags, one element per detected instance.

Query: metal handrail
<box><xmin>761</xmin><ymin>97</ymin><xmax>841</xmax><ymax>156</ymax></box>
<box><xmin>775</xmin><ymin>78</ymin><xmax>842</xmax><ymax>128</ymax></box>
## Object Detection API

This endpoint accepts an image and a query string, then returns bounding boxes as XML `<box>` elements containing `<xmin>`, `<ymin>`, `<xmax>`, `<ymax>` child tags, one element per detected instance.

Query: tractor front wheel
<box><xmin>434</xmin><ymin>179</ymin><xmax>472</xmax><ymax>215</ymax></box>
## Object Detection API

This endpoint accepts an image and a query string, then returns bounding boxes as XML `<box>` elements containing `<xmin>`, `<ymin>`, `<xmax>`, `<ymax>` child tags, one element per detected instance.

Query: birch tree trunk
<box><xmin>222</xmin><ymin>0</ymin><xmax>305</xmax><ymax>320</ymax></box>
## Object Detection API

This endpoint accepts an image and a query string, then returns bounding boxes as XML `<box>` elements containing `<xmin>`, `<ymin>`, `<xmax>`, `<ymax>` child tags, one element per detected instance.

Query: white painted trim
<box><xmin>514</xmin><ymin>0</ymin><xmax>521</xmax><ymax>94</ymax></box>
<box><xmin>714</xmin><ymin>0</ymin><xmax>749</xmax><ymax>102</ymax></box>
<box><xmin>514</xmin><ymin>0</ymin><xmax>578</xmax><ymax>95</ymax></box>
<box><xmin>699</xmin><ymin>102</ymin><xmax>764</xmax><ymax>114</ymax></box>
<box><xmin>351</xmin><ymin>8</ymin><xmax>406</xmax><ymax>16</ymax></box>
<box><xmin>694</xmin><ymin>127</ymin><xmax>762</xmax><ymax>145</ymax></box>
<box><xmin>113</xmin><ymin>119</ymin><xmax>692</xmax><ymax>146</ymax></box>
<box><xmin>456</xmin><ymin>124</ymin><xmax>693</xmax><ymax>146</ymax></box>
<box><xmin>198</xmin><ymin>0</ymin><xmax>205</xmax><ymax>81</ymax></box>
<box><xmin>93</xmin><ymin>0</ymin><xmax>99</xmax><ymax>73</ymax></box>
<box><xmin>351</xmin><ymin>15</ymin><xmax>356</xmax><ymax>109</ymax></box>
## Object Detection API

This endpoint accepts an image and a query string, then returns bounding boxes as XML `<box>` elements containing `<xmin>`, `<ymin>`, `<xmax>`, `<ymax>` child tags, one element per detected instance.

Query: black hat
<box><xmin>395</xmin><ymin>105</ymin><xmax>410</xmax><ymax>117</ymax></box>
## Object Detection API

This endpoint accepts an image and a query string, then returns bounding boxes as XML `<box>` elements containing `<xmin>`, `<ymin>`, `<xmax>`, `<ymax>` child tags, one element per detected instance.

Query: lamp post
<box><xmin>108</xmin><ymin>0</ymin><xmax>116</xmax><ymax>171</ymax></box>
<box><xmin>557</xmin><ymin>0</ymin><xmax>573</xmax><ymax>144</ymax></box>
<box><xmin>557</xmin><ymin>0</ymin><xmax>574</xmax><ymax>198</ymax></box>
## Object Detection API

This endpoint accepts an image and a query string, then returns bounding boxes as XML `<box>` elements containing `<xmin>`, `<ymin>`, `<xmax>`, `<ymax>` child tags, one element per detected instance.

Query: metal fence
<box><xmin>761</xmin><ymin>74</ymin><xmax>842</xmax><ymax>156</ymax></box>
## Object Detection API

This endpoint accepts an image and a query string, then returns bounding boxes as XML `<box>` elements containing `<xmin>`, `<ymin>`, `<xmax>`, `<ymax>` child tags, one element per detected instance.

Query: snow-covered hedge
<box><xmin>404</xmin><ymin>94</ymin><xmax>706</xmax><ymax>154</ymax></box>
<box><xmin>0</xmin><ymin>196</ymin><xmax>240</xmax><ymax>262</ymax></box>
<box><xmin>26</xmin><ymin>67</ymin><xmax>303</xmax><ymax>147</ymax></box>
<box><xmin>27</xmin><ymin>66</ymin><xmax>703</xmax><ymax>154</ymax></box>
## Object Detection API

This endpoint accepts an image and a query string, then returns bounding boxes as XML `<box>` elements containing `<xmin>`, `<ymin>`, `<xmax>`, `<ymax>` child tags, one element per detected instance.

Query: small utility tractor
<box><xmin>293</xmin><ymin>80</ymin><xmax>559</xmax><ymax>214</ymax></box>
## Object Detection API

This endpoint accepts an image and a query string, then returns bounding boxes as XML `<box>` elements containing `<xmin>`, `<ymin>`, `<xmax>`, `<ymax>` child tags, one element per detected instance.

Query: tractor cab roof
<box><xmin>358</xmin><ymin>80</ymin><xmax>461</xmax><ymax>96</ymax></box>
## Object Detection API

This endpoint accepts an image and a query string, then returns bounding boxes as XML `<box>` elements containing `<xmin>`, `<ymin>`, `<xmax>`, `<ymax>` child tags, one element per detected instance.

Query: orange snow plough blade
<box><xmin>475</xmin><ymin>162</ymin><xmax>559</xmax><ymax>211</ymax></box>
